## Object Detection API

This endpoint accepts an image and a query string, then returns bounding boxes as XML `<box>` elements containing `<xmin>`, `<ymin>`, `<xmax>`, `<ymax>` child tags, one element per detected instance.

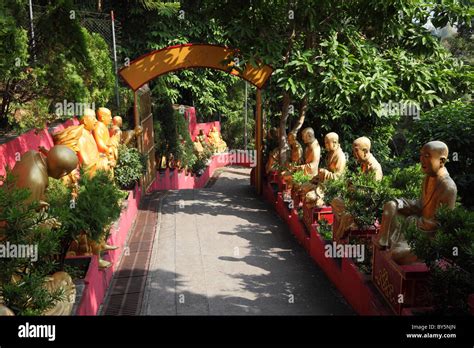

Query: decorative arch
<box><xmin>119</xmin><ymin>44</ymin><xmax>274</xmax><ymax>195</ymax></box>
<box><xmin>118</xmin><ymin>43</ymin><xmax>273</xmax><ymax>91</ymax></box>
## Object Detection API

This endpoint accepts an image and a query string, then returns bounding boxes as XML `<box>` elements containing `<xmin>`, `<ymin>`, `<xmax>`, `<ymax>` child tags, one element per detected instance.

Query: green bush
<box><xmin>0</xmin><ymin>172</ymin><xmax>65</xmax><ymax>315</ymax></box>
<box><xmin>75</xmin><ymin>170</ymin><xmax>126</xmax><ymax>242</ymax></box>
<box><xmin>405</xmin><ymin>205</ymin><xmax>474</xmax><ymax>315</ymax></box>
<box><xmin>404</xmin><ymin>100</ymin><xmax>474</xmax><ymax>207</ymax></box>
<box><xmin>291</xmin><ymin>170</ymin><xmax>311</xmax><ymax>186</ymax></box>
<box><xmin>114</xmin><ymin>145</ymin><xmax>147</xmax><ymax>190</ymax></box>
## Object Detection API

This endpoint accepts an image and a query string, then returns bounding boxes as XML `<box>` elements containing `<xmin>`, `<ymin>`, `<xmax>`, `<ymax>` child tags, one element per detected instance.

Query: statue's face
<box><xmin>302</xmin><ymin>131</ymin><xmax>312</xmax><ymax>144</ymax></box>
<box><xmin>98</xmin><ymin>108</ymin><xmax>112</xmax><ymax>125</ymax></box>
<box><xmin>352</xmin><ymin>145</ymin><xmax>367</xmax><ymax>163</ymax></box>
<box><xmin>82</xmin><ymin>115</ymin><xmax>97</xmax><ymax>131</ymax></box>
<box><xmin>325</xmin><ymin>137</ymin><xmax>337</xmax><ymax>151</ymax></box>
<box><xmin>113</xmin><ymin>116</ymin><xmax>122</xmax><ymax>128</ymax></box>
<box><xmin>420</xmin><ymin>146</ymin><xmax>444</xmax><ymax>176</ymax></box>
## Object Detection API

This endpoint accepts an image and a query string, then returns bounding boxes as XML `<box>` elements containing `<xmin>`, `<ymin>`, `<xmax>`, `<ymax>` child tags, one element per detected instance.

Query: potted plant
<box><xmin>114</xmin><ymin>145</ymin><xmax>147</xmax><ymax>191</ymax></box>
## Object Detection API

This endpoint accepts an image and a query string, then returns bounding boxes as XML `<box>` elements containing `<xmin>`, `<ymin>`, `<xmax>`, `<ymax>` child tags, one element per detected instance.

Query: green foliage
<box><xmin>46</xmin><ymin>178</ymin><xmax>85</xmax><ymax>266</ymax></box>
<box><xmin>0</xmin><ymin>0</ymin><xmax>114</xmax><ymax>131</ymax></box>
<box><xmin>74</xmin><ymin>171</ymin><xmax>126</xmax><ymax>242</ymax></box>
<box><xmin>114</xmin><ymin>145</ymin><xmax>147</xmax><ymax>190</ymax></box>
<box><xmin>405</xmin><ymin>205</ymin><xmax>474</xmax><ymax>315</ymax></box>
<box><xmin>291</xmin><ymin>170</ymin><xmax>311</xmax><ymax>186</ymax></box>
<box><xmin>404</xmin><ymin>100</ymin><xmax>474</xmax><ymax>207</ymax></box>
<box><xmin>0</xmin><ymin>172</ymin><xmax>65</xmax><ymax>315</ymax></box>
<box><xmin>386</xmin><ymin>164</ymin><xmax>424</xmax><ymax>201</ymax></box>
<box><xmin>153</xmin><ymin>100</ymin><xmax>197</xmax><ymax>169</ymax></box>
<box><xmin>317</xmin><ymin>219</ymin><xmax>332</xmax><ymax>241</ymax></box>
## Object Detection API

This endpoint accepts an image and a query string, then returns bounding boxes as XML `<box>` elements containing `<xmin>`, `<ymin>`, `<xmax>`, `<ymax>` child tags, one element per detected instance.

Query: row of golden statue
<box><xmin>193</xmin><ymin>126</ymin><xmax>228</xmax><ymax>156</ymax></box>
<box><xmin>265</xmin><ymin>127</ymin><xmax>457</xmax><ymax>266</ymax></box>
<box><xmin>1</xmin><ymin>108</ymin><xmax>141</xmax><ymax>316</ymax></box>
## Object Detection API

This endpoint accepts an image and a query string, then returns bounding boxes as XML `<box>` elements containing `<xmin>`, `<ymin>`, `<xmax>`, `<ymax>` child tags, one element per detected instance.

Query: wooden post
<box><xmin>256</xmin><ymin>89</ymin><xmax>263</xmax><ymax>195</ymax></box>
<box><xmin>133</xmin><ymin>90</ymin><xmax>142</xmax><ymax>153</ymax></box>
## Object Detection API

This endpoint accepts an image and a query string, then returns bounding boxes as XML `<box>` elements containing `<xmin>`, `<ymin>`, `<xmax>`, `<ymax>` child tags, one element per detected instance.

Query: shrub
<box><xmin>0</xmin><ymin>173</ymin><xmax>65</xmax><ymax>315</ymax></box>
<box><xmin>114</xmin><ymin>145</ymin><xmax>147</xmax><ymax>190</ymax></box>
<box><xmin>74</xmin><ymin>170</ymin><xmax>126</xmax><ymax>242</ymax></box>
<box><xmin>405</xmin><ymin>205</ymin><xmax>474</xmax><ymax>315</ymax></box>
<box><xmin>291</xmin><ymin>170</ymin><xmax>311</xmax><ymax>186</ymax></box>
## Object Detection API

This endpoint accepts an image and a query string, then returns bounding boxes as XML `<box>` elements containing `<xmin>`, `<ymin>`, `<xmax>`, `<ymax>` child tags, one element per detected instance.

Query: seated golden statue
<box><xmin>375</xmin><ymin>141</ymin><xmax>457</xmax><ymax>264</ymax></box>
<box><xmin>207</xmin><ymin>126</ymin><xmax>227</xmax><ymax>153</ymax></box>
<box><xmin>94</xmin><ymin>107</ymin><xmax>116</xmax><ymax>167</ymax></box>
<box><xmin>42</xmin><ymin>271</ymin><xmax>76</xmax><ymax>316</ymax></box>
<box><xmin>305</xmin><ymin>132</ymin><xmax>346</xmax><ymax>207</ymax></box>
<box><xmin>297</xmin><ymin>127</ymin><xmax>321</xmax><ymax>177</ymax></box>
<box><xmin>265</xmin><ymin>147</ymin><xmax>280</xmax><ymax>174</ymax></box>
<box><xmin>331</xmin><ymin>136</ymin><xmax>383</xmax><ymax>240</ymax></box>
<box><xmin>193</xmin><ymin>137</ymin><xmax>205</xmax><ymax>157</ymax></box>
<box><xmin>352</xmin><ymin>136</ymin><xmax>383</xmax><ymax>181</ymax></box>
<box><xmin>288</xmin><ymin>131</ymin><xmax>303</xmax><ymax>165</ymax></box>
<box><xmin>53</xmin><ymin>113</ymin><xmax>110</xmax><ymax>178</ymax></box>
<box><xmin>290</xmin><ymin>127</ymin><xmax>321</xmax><ymax>193</ymax></box>
<box><xmin>11</xmin><ymin>145</ymin><xmax>78</xmax><ymax>207</ymax></box>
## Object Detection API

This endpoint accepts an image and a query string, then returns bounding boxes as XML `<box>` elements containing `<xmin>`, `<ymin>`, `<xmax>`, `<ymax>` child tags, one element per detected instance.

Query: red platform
<box><xmin>372</xmin><ymin>243</ymin><xmax>430</xmax><ymax>315</ymax></box>
<box><xmin>303</xmin><ymin>205</ymin><xmax>333</xmax><ymax>231</ymax></box>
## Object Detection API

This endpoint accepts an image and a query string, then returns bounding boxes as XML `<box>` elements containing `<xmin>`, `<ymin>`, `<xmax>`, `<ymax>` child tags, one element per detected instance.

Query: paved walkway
<box><xmin>140</xmin><ymin>167</ymin><xmax>353</xmax><ymax>315</ymax></box>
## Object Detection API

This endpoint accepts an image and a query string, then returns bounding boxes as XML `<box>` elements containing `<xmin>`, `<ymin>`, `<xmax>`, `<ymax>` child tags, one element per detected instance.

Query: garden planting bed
<box><xmin>69</xmin><ymin>184</ymin><xmax>142</xmax><ymax>315</ymax></box>
<box><xmin>262</xmin><ymin>177</ymin><xmax>395</xmax><ymax>315</ymax></box>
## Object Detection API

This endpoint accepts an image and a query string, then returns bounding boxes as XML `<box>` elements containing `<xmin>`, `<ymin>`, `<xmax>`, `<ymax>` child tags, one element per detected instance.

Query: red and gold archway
<box><xmin>119</xmin><ymin>43</ymin><xmax>273</xmax><ymax>194</ymax></box>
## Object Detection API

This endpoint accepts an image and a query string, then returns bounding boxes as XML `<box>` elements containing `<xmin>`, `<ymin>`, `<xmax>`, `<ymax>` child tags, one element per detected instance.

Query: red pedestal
<box><xmin>289</xmin><ymin>209</ymin><xmax>310</xmax><ymax>252</ymax></box>
<box><xmin>372</xmin><ymin>243</ymin><xmax>430</xmax><ymax>314</ymax></box>
<box><xmin>276</xmin><ymin>192</ymin><xmax>292</xmax><ymax>225</ymax></box>
<box><xmin>303</xmin><ymin>205</ymin><xmax>333</xmax><ymax>231</ymax></box>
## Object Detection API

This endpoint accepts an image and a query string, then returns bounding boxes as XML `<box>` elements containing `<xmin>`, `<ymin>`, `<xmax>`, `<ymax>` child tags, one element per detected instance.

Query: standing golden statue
<box><xmin>375</xmin><ymin>141</ymin><xmax>457</xmax><ymax>264</ymax></box>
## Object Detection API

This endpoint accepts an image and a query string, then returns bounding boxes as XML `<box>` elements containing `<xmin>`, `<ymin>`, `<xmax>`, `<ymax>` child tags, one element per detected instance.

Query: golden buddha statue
<box><xmin>288</xmin><ymin>131</ymin><xmax>303</xmax><ymax>165</ymax></box>
<box><xmin>42</xmin><ymin>271</ymin><xmax>76</xmax><ymax>315</ymax></box>
<box><xmin>298</xmin><ymin>127</ymin><xmax>321</xmax><ymax>177</ymax></box>
<box><xmin>53</xmin><ymin>113</ymin><xmax>110</xmax><ymax>178</ymax></box>
<box><xmin>375</xmin><ymin>141</ymin><xmax>457</xmax><ymax>264</ymax></box>
<box><xmin>94</xmin><ymin>107</ymin><xmax>116</xmax><ymax>166</ymax></box>
<box><xmin>193</xmin><ymin>137</ymin><xmax>205</xmax><ymax>157</ymax></box>
<box><xmin>352</xmin><ymin>136</ymin><xmax>383</xmax><ymax>181</ymax></box>
<box><xmin>207</xmin><ymin>126</ymin><xmax>227</xmax><ymax>153</ymax></box>
<box><xmin>304</xmin><ymin>132</ymin><xmax>346</xmax><ymax>207</ymax></box>
<box><xmin>11</xmin><ymin>145</ymin><xmax>78</xmax><ymax>207</ymax></box>
<box><xmin>331</xmin><ymin>137</ymin><xmax>383</xmax><ymax>241</ymax></box>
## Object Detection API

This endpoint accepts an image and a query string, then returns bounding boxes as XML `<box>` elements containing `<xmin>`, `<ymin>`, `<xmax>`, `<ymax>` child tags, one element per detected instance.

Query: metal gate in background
<box><xmin>135</xmin><ymin>85</ymin><xmax>156</xmax><ymax>191</ymax></box>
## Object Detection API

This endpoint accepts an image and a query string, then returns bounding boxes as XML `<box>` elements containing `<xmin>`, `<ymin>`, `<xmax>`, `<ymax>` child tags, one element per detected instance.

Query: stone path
<box><xmin>140</xmin><ymin>167</ymin><xmax>354</xmax><ymax>315</ymax></box>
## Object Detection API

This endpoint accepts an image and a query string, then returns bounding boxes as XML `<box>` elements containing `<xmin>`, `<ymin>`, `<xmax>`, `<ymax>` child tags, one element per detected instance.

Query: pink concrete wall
<box><xmin>184</xmin><ymin>106</ymin><xmax>221</xmax><ymax>141</ymax></box>
<box><xmin>149</xmin><ymin>153</ymin><xmax>252</xmax><ymax>192</ymax></box>
<box><xmin>75</xmin><ymin>184</ymin><xmax>141</xmax><ymax>316</ymax></box>
<box><xmin>0</xmin><ymin>118</ymin><xmax>79</xmax><ymax>177</ymax></box>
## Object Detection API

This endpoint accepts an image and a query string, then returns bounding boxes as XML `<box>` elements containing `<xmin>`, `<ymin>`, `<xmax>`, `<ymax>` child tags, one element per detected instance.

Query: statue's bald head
<box><xmin>352</xmin><ymin>137</ymin><xmax>372</xmax><ymax>163</ymax></box>
<box><xmin>46</xmin><ymin>145</ymin><xmax>78</xmax><ymax>179</ymax></box>
<box><xmin>422</xmin><ymin>141</ymin><xmax>449</xmax><ymax>159</ymax></box>
<box><xmin>324</xmin><ymin>132</ymin><xmax>340</xmax><ymax>151</ymax></box>
<box><xmin>83</xmin><ymin>108</ymin><xmax>95</xmax><ymax>118</ymax></box>
<box><xmin>353</xmin><ymin>137</ymin><xmax>371</xmax><ymax>151</ymax></box>
<box><xmin>97</xmin><ymin>107</ymin><xmax>112</xmax><ymax>125</ymax></box>
<box><xmin>301</xmin><ymin>127</ymin><xmax>315</xmax><ymax>144</ymax></box>
<box><xmin>112</xmin><ymin>116</ymin><xmax>123</xmax><ymax>128</ymax></box>
<box><xmin>80</xmin><ymin>114</ymin><xmax>97</xmax><ymax>131</ymax></box>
